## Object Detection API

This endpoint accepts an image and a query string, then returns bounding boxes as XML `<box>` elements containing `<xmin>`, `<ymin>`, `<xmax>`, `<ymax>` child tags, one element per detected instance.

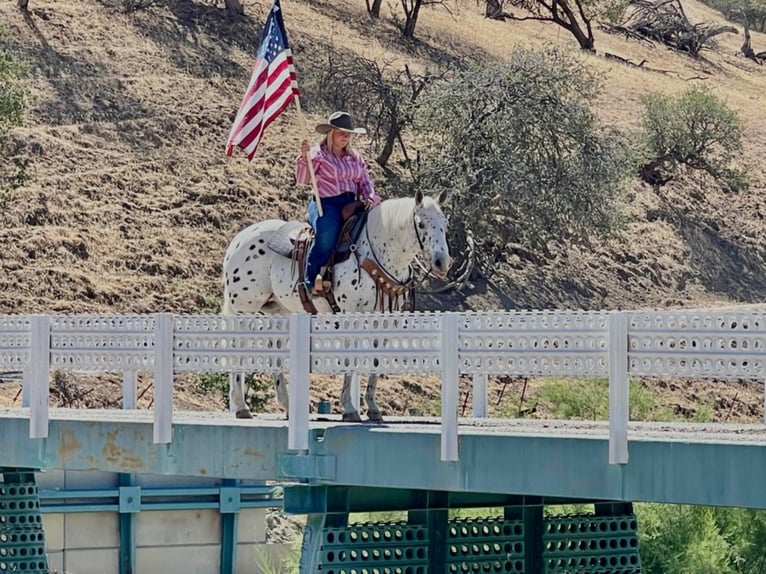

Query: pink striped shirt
<box><xmin>295</xmin><ymin>143</ymin><xmax>380</xmax><ymax>202</ymax></box>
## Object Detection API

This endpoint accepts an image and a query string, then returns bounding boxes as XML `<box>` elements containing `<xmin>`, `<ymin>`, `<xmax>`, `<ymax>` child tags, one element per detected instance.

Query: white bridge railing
<box><xmin>2</xmin><ymin>309</ymin><xmax>765</xmax><ymax>464</ymax></box>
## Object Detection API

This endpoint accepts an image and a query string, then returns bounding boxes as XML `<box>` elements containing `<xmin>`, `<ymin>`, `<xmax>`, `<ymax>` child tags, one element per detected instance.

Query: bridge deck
<box><xmin>2</xmin><ymin>408</ymin><xmax>765</xmax><ymax>509</ymax></box>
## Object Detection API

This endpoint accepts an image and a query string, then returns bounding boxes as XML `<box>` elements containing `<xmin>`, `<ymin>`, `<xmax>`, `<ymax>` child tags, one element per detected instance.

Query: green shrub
<box><xmin>415</xmin><ymin>48</ymin><xmax>630</xmax><ymax>275</ymax></box>
<box><xmin>194</xmin><ymin>372</ymin><xmax>274</xmax><ymax>413</ymax></box>
<box><xmin>533</xmin><ymin>378</ymin><xmax>673</xmax><ymax>421</ymax></box>
<box><xmin>639</xmin><ymin>86</ymin><xmax>746</xmax><ymax>190</ymax></box>
<box><xmin>0</xmin><ymin>27</ymin><xmax>30</xmax><ymax>201</ymax></box>
<box><xmin>638</xmin><ymin>504</ymin><xmax>766</xmax><ymax>574</ymax></box>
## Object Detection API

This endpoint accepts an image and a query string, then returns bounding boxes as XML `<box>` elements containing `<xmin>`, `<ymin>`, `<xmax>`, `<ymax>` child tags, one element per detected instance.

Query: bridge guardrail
<box><xmin>4</xmin><ymin>309</ymin><xmax>764</xmax><ymax>465</ymax></box>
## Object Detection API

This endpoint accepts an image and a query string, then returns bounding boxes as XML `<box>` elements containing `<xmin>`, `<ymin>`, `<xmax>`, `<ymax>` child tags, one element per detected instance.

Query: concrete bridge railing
<box><xmin>3</xmin><ymin>309</ymin><xmax>765</xmax><ymax>465</ymax></box>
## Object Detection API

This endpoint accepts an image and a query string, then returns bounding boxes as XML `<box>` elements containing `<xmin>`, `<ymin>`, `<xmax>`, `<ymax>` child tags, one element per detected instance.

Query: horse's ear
<box><xmin>436</xmin><ymin>189</ymin><xmax>448</xmax><ymax>206</ymax></box>
<box><xmin>415</xmin><ymin>189</ymin><xmax>424</xmax><ymax>206</ymax></box>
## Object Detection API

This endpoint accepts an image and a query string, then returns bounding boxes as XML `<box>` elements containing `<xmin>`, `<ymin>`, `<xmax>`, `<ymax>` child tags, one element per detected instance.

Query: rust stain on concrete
<box><xmin>101</xmin><ymin>430</ymin><xmax>145</xmax><ymax>472</ymax></box>
<box><xmin>59</xmin><ymin>430</ymin><xmax>82</xmax><ymax>461</ymax></box>
<box><xmin>242</xmin><ymin>447</ymin><xmax>263</xmax><ymax>459</ymax></box>
<box><xmin>199</xmin><ymin>468</ymin><xmax>208</xmax><ymax>476</ymax></box>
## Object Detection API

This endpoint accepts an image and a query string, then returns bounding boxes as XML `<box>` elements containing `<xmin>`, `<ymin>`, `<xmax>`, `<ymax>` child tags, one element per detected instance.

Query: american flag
<box><xmin>226</xmin><ymin>0</ymin><xmax>299</xmax><ymax>161</ymax></box>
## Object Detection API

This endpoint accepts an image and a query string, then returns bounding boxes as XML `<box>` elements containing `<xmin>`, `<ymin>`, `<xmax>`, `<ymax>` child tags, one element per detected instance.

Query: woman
<box><xmin>295</xmin><ymin>111</ymin><xmax>382</xmax><ymax>295</ymax></box>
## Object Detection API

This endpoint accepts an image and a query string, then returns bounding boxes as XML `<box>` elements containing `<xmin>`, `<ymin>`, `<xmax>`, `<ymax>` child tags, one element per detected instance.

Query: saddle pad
<box><xmin>266</xmin><ymin>220</ymin><xmax>309</xmax><ymax>258</ymax></box>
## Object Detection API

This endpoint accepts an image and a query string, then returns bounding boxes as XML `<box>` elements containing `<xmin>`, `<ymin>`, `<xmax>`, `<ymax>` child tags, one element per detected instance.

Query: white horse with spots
<box><xmin>222</xmin><ymin>190</ymin><xmax>451</xmax><ymax>422</ymax></box>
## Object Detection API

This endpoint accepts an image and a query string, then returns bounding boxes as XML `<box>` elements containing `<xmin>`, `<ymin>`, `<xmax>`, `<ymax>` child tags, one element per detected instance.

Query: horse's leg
<box><xmin>364</xmin><ymin>374</ymin><xmax>384</xmax><ymax>422</ymax></box>
<box><xmin>229</xmin><ymin>373</ymin><xmax>252</xmax><ymax>419</ymax></box>
<box><xmin>341</xmin><ymin>373</ymin><xmax>362</xmax><ymax>422</ymax></box>
<box><xmin>274</xmin><ymin>373</ymin><xmax>289</xmax><ymax>418</ymax></box>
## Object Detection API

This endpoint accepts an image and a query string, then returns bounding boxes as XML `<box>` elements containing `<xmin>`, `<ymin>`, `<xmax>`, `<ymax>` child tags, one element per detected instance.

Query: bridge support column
<box><xmin>118</xmin><ymin>473</ymin><xmax>138</xmax><ymax>574</ymax></box>
<box><xmin>408</xmin><ymin>491</ymin><xmax>448</xmax><ymax>574</ymax></box>
<box><xmin>286</xmin><ymin>485</ymin><xmax>642</xmax><ymax>573</ymax></box>
<box><xmin>0</xmin><ymin>468</ymin><xmax>48</xmax><ymax>574</ymax></box>
<box><xmin>506</xmin><ymin>498</ymin><xmax>544</xmax><ymax>573</ymax></box>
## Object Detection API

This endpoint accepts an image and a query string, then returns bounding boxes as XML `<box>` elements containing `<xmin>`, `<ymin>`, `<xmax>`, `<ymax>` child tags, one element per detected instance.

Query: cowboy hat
<box><xmin>315</xmin><ymin>111</ymin><xmax>367</xmax><ymax>135</ymax></box>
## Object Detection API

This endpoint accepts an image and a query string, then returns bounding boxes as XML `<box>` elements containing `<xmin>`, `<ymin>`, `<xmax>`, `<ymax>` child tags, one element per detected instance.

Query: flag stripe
<box><xmin>226</xmin><ymin>0</ymin><xmax>298</xmax><ymax>160</ymax></box>
<box><xmin>231</xmin><ymin>57</ymin><xmax>297</xmax><ymax>151</ymax></box>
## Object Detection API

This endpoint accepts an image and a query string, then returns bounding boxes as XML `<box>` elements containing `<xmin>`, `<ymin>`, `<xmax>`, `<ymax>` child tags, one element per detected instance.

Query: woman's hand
<box><xmin>300</xmin><ymin>140</ymin><xmax>310</xmax><ymax>159</ymax></box>
<box><xmin>364</xmin><ymin>196</ymin><xmax>382</xmax><ymax>210</ymax></box>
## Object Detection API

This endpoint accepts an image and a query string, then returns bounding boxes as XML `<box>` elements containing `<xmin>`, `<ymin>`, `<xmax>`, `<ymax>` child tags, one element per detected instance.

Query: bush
<box><xmin>533</xmin><ymin>378</ymin><xmax>673</xmax><ymax>421</ymax></box>
<box><xmin>413</xmin><ymin>48</ymin><xmax>630</xmax><ymax>276</ymax></box>
<box><xmin>0</xmin><ymin>27</ymin><xmax>30</xmax><ymax>201</ymax></box>
<box><xmin>638</xmin><ymin>504</ymin><xmax>766</xmax><ymax>574</ymax></box>
<box><xmin>639</xmin><ymin>86</ymin><xmax>746</xmax><ymax>190</ymax></box>
<box><xmin>195</xmin><ymin>372</ymin><xmax>274</xmax><ymax>412</ymax></box>
<box><xmin>698</xmin><ymin>0</ymin><xmax>766</xmax><ymax>32</ymax></box>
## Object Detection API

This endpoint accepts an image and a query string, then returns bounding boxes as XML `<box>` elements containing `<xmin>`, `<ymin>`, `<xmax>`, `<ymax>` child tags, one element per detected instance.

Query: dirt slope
<box><xmin>0</xmin><ymin>0</ymin><xmax>765</xmax><ymax>421</ymax></box>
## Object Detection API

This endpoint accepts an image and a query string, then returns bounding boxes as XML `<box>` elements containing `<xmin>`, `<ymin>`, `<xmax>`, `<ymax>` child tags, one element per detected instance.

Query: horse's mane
<box><xmin>373</xmin><ymin>195</ymin><xmax>441</xmax><ymax>234</ymax></box>
<box><xmin>375</xmin><ymin>197</ymin><xmax>415</xmax><ymax>232</ymax></box>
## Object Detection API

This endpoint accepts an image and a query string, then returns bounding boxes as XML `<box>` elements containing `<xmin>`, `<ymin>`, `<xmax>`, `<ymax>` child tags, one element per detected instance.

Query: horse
<box><xmin>221</xmin><ymin>189</ymin><xmax>451</xmax><ymax>422</ymax></box>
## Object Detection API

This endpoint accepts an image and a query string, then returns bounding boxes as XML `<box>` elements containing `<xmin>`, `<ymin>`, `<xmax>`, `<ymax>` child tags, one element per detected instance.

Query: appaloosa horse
<box><xmin>222</xmin><ymin>189</ymin><xmax>451</xmax><ymax>422</ymax></box>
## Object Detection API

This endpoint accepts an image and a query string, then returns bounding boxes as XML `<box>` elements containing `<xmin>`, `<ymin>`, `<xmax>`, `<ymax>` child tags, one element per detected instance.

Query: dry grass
<box><xmin>0</xmin><ymin>0</ymin><xmax>765</xmax><ymax>417</ymax></box>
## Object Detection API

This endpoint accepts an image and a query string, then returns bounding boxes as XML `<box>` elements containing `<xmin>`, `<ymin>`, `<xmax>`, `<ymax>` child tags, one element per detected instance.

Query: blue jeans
<box><xmin>305</xmin><ymin>192</ymin><xmax>356</xmax><ymax>288</ymax></box>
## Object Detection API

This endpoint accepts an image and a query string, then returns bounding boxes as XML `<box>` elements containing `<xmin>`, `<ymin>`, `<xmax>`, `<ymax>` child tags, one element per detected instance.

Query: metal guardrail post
<box><xmin>28</xmin><ymin>315</ymin><xmax>50</xmax><ymax>440</ymax></box>
<box><xmin>472</xmin><ymin>373</ymin><xmax>488</xmax><ymax>418</ymax></box>
<box><xmin>441</xmin><ymin>313</ymin><xmax>459</xmax><ymax>461</ymax></box>
<box><xmin>153</xmin><ymin>313</ymin><xmax>174</xmax><ymax>444</ymax></box>
<box><xmin>123</xmin><ymin>371</ymin><xmax>138</xmax><ymax>410</ymax></box>
<box><xmin>608</xmin><ymin>311</ymin><xmax>629</xmax><ymax>465</ymax></box>
<box><xmin>289</xmin><ymin>313</ymin><xmax>311</xmax><ymax>451</ymax></box>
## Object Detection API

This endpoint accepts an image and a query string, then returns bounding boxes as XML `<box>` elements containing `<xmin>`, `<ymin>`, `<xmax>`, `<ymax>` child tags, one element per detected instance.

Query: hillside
<box><xmin>1</xmin><ymin>0</ymin><xmax>765</xmax><ymax>421</ymax></box>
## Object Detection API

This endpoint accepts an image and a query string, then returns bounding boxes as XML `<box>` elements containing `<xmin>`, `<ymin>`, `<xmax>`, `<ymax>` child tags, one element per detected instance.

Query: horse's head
<box><xmin>414</xmin><ymin>189</ymin><xmax>452</xmax><ymax>278</ymax></box>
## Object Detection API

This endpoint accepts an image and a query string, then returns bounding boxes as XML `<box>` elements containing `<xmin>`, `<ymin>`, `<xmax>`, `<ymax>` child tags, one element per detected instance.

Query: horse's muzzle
<box><xmin>432</xmin><ymin>254</ymin><xmax>452</xmax><ymax>279</ymax></box>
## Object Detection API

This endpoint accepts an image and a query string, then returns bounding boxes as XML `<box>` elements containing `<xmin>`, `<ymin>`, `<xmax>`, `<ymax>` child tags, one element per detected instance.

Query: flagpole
<box><xmin>294</xmin><ymin>96</ymin><xmax>323</xmax><ymax>217</ymax></box>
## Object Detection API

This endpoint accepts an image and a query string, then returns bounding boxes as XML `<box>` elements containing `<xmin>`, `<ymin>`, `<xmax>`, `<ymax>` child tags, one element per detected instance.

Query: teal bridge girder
<box><xmin>1</xmin><ymin>408</ymin><xmax>765</xmax><ymax>510</ymax></box>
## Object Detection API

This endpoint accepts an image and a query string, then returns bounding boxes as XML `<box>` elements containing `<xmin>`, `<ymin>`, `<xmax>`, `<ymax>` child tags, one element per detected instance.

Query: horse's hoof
<box><xmin>342</xmin><ymin>412</ymin><xmax>363</xmax><ymax>423</ymax></box>
<box><xmin>367</xmin><ymin>411</ymin><xmax>384</xmax><ymax>423</ymax></box>
<box><xmin>235</xmin><ymin>409</ymin><xmax>253</xmax><ymax>419</ymax></box>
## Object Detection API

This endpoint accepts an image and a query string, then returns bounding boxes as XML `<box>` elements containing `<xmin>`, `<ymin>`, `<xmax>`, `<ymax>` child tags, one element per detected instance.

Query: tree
<box><xmin>738</xmin><ymin>9</ymin><xmax>766</xmax><ymax>62</ymax></box>
<box><xmin>502</xmin><ymin>0</ymin><xmax>598</xmax><ymax>50</ymax></box>
<box><xmin>697</xmin><ymin>0</ymin><xmax>766</xmax><ymax>32</ymax></box>
<box><xmin>481</xmin><ymin>0</ymin><xmax>515</xmax><ymax>20</ymax></box>
<box><xmin>414</xmin><ymin>48</ymin><xmax>630</xmax><ymax>278</ymax></box>
<box><xmin>222</xmin><ymin>0</ymin><xmax>244</xmax><ymax>16</ymax></box>
<box><xmin>639</xmin><ymin>86</ymin><xmax>746</xmax><ymax>190</ymax></box>
<box><xmin>613</xmin><ymin>0</ymin><xmax>738</xmax><ymax>57</ymax></box>
<box><xmin>367</xmin><ymin>0</ymin><xmax>384</xmax><ymax>18</ymax></box>
<box><xmin>302</xmin><ymin>49</ymin><xmax>439</xmax><ymax>169</ymax></box>
<box><xmin>397</xmin><ymin>0</ymin><xmax>455</xmax><ymax>38</ymax></box>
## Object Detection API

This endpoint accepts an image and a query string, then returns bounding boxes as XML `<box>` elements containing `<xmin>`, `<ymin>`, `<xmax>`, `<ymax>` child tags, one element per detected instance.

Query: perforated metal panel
<box><xmin>317</xmin><ymin>521</ymin><xmax>429</xmax><ymax>573</ymax></box>
<box><xmin>311</xmin><ymin>313</ymin><xmax>442</xmax><ymax>375</ymax></box>
<box><xmin>0</xmin><ymin>471</ymin><xmax>48</xmax><ymax>573</ymax></box>
<box><xmin>445</xmin><ymin>517</ymin><xmax>526</xmax><ymax>573</ymax></box>
<box><xmin>459</xmin><ymin>311</ymin><xmax>610</xmax><ymax>376</ymax></box>
<box><xmin>173</xmin><ymin>314</ymin><xmax>290</xmax><ymax>374</ymax></box>
<box><xmin>542</xmin><ymin>514</ymin><xmax>641</xmax><ymax>573</ymax></box>
<box><xmin>49</xmin><ymin>314</ymin><xmax>155</xmax><ymax>371</ymax></box>
<box><xmin>628</xmin><ymin>311</ymin><xmax>766</xmax><ymax>379</ymax></box>
<box><xmin>0</xmin><ymin>316</ymin><xmax>31</xmax><ymax>371</ymax></box>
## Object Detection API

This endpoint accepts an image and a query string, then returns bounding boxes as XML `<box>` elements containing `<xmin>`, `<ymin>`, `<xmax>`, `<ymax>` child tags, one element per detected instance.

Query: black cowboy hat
<box><xmin>315</xmin><ymin>111</ymin><xmax>367</xmax><ymax>135</ymax></box>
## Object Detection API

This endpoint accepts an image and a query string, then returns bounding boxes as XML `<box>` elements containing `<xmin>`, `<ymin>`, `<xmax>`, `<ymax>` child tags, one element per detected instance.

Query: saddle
<box><xmin>265</xmin><ymin>201</ymin><xmax>367</xmax><ymax>314</ymax></box>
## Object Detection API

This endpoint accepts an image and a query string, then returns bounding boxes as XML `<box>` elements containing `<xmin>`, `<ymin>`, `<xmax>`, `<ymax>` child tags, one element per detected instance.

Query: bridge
<box><xmin>1</xmin><ymin>309</ymin><xmax>765</xmax><ymax>573</ymax></box>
